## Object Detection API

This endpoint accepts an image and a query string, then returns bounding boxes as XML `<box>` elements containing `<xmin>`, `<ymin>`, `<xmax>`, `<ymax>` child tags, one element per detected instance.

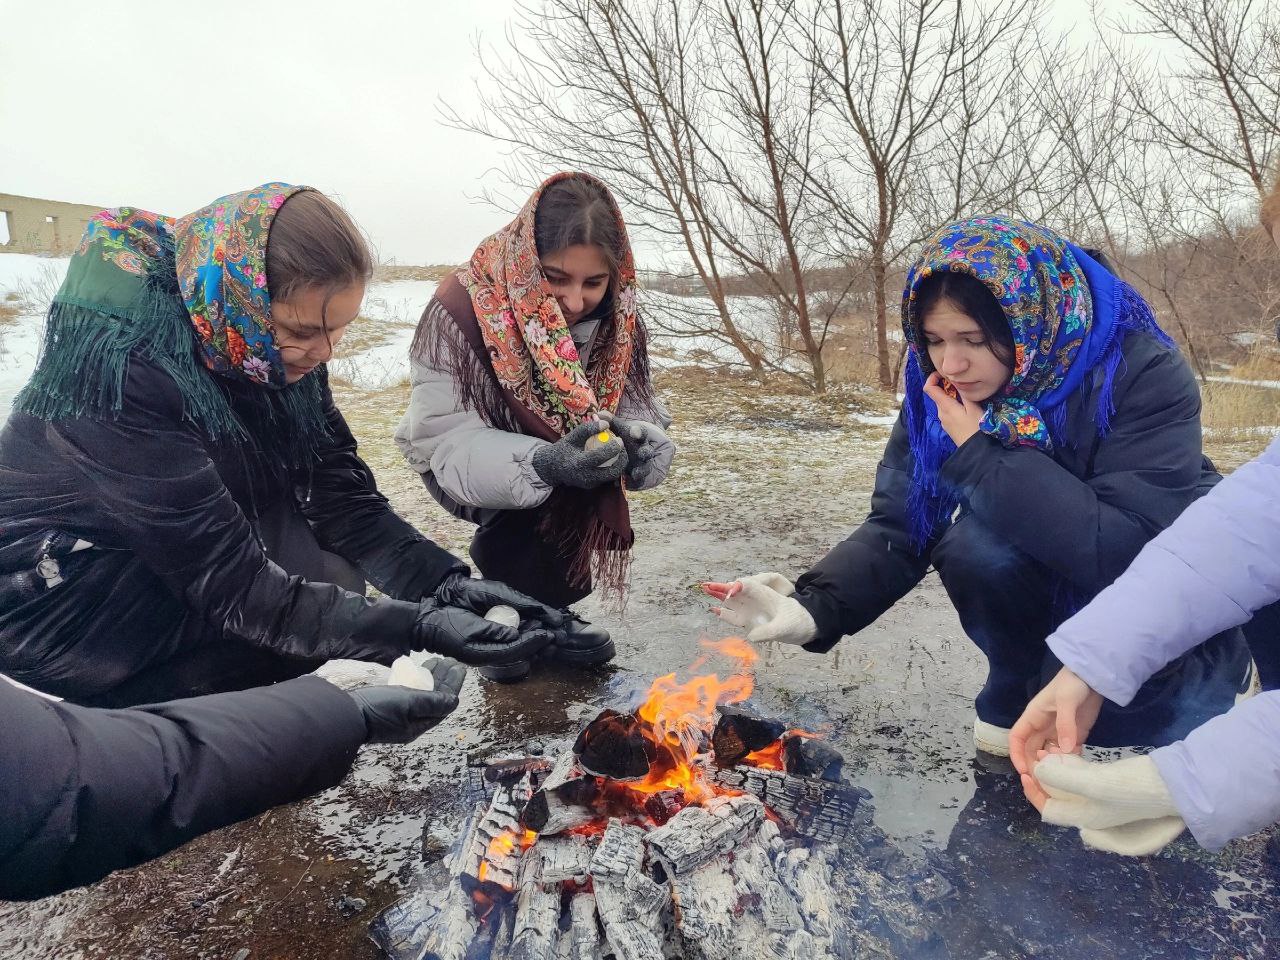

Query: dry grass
<box><xmin>1199</xmin><ymin>342</ymin><xmax>1280</xmax><ymax>468</ymax></box>
<box><xmin>0</xmin><ymin>293</ymin><xmax>20</xmax><ymax>328</ymax></box>
<box><xmin>372</xmin><ymin>263</ymin><xmax>460</xmax><ymax>283</ymax></box>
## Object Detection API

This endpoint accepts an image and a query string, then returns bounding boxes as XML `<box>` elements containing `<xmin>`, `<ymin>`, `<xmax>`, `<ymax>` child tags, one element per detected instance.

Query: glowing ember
<box><xmin>476</xmin><ymin>829</ymin><xmax>529</xmax><ymax>888</ymax></box>
<box><xmin>743</xmin><ymin>731</ymin><xmax>815</xmax><ymax>771</ymax></box>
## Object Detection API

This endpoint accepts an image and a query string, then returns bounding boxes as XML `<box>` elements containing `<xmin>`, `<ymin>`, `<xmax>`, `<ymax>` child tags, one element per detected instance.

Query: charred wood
<box><xmin>711</xmin><ymin>704</ymin><xmax>787</xmax><ymax>767</ymax></box>
<box><xmin>647</xmin><ymin>795</ymin><xmax>765</xmax><ymax>875</ymax></box>
<box><xmin>706</xmin><ymin>766</ymin><xmax>868</xmax><ymax>843</ymax></box>
<box><xmin>780</xmin><ymin>736</ymin><xmax>843</xmax><ymax>782</ymax></box>
<box><xmin>573</xmin><ymin>710</ymin><xmax>656</xmax><ymax>781</ymax></box>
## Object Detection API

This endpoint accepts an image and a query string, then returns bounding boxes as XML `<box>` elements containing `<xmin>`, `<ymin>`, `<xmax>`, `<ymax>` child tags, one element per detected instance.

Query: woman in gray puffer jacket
<box><xmin>395</xmin><ymin>173</ymin><xmax>675</xmax><ymax>680</ymax></box>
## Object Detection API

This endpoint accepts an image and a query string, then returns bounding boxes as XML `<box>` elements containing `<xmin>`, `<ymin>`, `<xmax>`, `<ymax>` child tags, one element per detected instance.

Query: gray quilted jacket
<box><xmin>395</xmin><ymin>309</ymin><xmax>674</xmax><ymax>511</ymax></box>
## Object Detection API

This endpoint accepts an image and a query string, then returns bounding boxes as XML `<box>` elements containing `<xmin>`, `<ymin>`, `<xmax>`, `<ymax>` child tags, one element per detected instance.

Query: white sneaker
<box><xmin>973</xmin><ymin>717</ymin><xmax>1012</xmax><ymax>757</ymax></box>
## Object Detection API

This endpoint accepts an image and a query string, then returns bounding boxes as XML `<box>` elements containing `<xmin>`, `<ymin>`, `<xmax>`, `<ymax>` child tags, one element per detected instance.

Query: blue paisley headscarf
<box><xmin>175</xmin><ymin>182</ymin><xmax>310</xmax><ymax>388</ymax></box>
<box><xmin>900</xmin><ymin>216</ymin><xmax>1174</xmax><ymax>551</ymax></box>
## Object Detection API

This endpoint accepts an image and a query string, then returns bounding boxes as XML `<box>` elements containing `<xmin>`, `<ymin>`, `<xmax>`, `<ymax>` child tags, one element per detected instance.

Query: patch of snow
<box><xmin>0</xmin><ymin>254</ymin><xmax>71</xmax><ymax>413</ymax></box>
<box><xmin>1207</xmin><ymin>375</ymin><xmax>1280</xmax><ymax>390</ymax></box>
<box><xmin>327</xmin><ymin>279</ymin><xmax>438</xmax><ymax>390</ymax></box>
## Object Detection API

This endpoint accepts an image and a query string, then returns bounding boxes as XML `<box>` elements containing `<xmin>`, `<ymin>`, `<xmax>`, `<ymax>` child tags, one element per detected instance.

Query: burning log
<box><xmin>773</xmin><ymin>844</ymin><xmax>840</xmax><ymax>943</ymax></box>
<box><xmin>590</xmin><ymin>820</ymin><xmax>667</xmax><ymax>960</ymax></box>
<box><xmin>528</xmin><ymin>833</ymin><xmax>594</xmax><ymax>886</ymax></box>
<box><xmin>664</xmin><ymin>810</ymin><xmax>839</xmax><ymax>960</ymax></box>
<box><xmin>419</xmin><ymin>882</ymin><xmax>482</xmax><ymax>960</ymax></box>
<box><xmin>506</xmin><ymin>858</ymin><xmax>560</xmax><ymax>960</ymax></box>
<box><xmin>647</xmin><ymin>795</ymin><xmax>765</xmax><ymax>875</ymax></box>
<box><xmin>642</xmin><ymin>789</ymin><xmax>686</xmax><ymax>825</ymax></box>
<box><xmin>573</xmin><ymin>709</ymin><xmax>656</xmax><ymax>781</ymax></box>
<box><xmin>710</xmin><ymin>704</ymin><xmax>787</xmax><ymax>767</ymax></box>
<box><xmin>705</xmin><ymin>765</ymin><xmax>869</xmax><ymax>843</ymax></box>
<box><xmin>781</xmin><ymin>736</ymin><xmax>843</xmax><ymax>782</ymax></box>
<box><xmin>459</xmin><ymin>781</ymin><xmax>530</xmax><ymax>891</ymax></box>
<box><xmin>464</xmin><ymin>757</ymin><xmax>554</xmax><ymax>805</ymax></box>
<box><xmin>559</xmin><ymin>892</ymin><xmax>602</xmax><ymax>960</ymax></box>
<box><xmin>521</xmin><ymin>752</ymin><xmax>600</xmax><ymax>836</ymax></box>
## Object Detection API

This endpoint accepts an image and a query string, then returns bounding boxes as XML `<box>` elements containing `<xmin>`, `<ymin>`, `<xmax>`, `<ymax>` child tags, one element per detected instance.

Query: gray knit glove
<box><xmin>531</xmin><ymin>421</ymin><xmax>628</xmax><ymax>489</ymax></box>
<box><xmin>602</xmin><ymin>413</ymin><xmax>670</xmax><ymax>488</ymax></box>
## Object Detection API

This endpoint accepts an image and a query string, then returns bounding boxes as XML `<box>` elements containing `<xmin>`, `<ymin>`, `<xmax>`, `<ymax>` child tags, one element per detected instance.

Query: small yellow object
<box><xmin>596</xmin><ymin>431</ymin><xmax>611</xmax><ymax>443</ymax></box>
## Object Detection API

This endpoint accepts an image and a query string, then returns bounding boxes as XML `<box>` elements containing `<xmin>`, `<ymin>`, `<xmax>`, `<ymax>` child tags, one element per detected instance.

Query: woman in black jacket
<box><xmin>0</xmin><ymin>183</ymin><xmax>562</xmax><ymax>706</ymax></box>
<box><xmin>708</xmin><ymin>216</ymin><xmax>1249</xmax><ymax>755</ymax></box>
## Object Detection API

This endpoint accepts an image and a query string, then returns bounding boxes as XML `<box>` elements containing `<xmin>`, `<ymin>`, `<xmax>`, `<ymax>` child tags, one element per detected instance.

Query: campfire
<box><xmin>372</xmin><ymin>638</ymin><xmax>953</xmax><ymax>960</ymax></box>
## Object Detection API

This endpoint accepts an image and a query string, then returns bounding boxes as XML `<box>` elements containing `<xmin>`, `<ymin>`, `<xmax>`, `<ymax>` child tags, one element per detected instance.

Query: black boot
<box><xmin>545</xmin><ymin>614</ymin><xmax>616</xmax><ymax>666</ymax></box>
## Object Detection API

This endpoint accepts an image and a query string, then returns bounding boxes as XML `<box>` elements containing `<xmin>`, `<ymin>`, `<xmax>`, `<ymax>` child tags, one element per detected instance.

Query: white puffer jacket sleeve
<box><xmin>393</xmin><ymin>356</ymin><xmax>554</xmax><ymax>511</ymax></box>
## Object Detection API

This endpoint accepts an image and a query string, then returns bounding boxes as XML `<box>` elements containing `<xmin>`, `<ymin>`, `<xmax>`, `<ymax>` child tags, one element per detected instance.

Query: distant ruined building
<box><xmin>0</xmin><ymin>193</ymin><xmax>104</xmax><ymax>256</ymax></box>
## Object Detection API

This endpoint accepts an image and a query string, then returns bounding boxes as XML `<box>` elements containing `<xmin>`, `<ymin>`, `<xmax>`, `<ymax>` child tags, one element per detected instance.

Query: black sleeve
<box><xmin>793</xmin><ymin>412</ymin><xmax>935</xmax><ymax>652</ymax></box>
<box><xmin>299</xmin><ymin>371</ymin><xmax>467</xmax><ymax>601</ymax></box>
<box><xmin>937</xmin><ymin>339</ymin><xmax>1208</xmax><ymax>593</ymax></box>
<box><xmin>49</xmin><ymin>359</ymin><xmax>422</xmax><ymax>665</ymax></box>
<box><xmin>0</xmin><ymin>675</ymin><xmax>365</xmax><ymax>901</ymax></box>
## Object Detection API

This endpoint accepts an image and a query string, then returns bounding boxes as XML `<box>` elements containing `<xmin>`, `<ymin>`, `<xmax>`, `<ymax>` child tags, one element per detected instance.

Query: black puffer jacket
<box><xmin>795</xmin><ymin>332</ymin><xmax>1221</xmax><ymax>650</ymax></box>
<box><xmin>0</xmin><ymin>357</ymin><xmax>465</xmax><ymax>700</ymax></box>
<box><xmin>0</xmin><ymin>674</ymin><xmax>365</xmax><ymax>901</ymax></box>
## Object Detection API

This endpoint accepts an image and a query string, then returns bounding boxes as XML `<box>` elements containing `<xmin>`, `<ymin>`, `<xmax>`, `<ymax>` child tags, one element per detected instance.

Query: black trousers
<box><xmin>421</xmin><ymin>473</ymin><xmax>591</xmax><ymax>610</ymax></box>
<box><xmin>932</xmin><ymin>513</ymin><xmax>1250</xmax><ymax>747</ymax></box>
<box><xmin>79</xmin><ymin>504</ymin><xmax>365</xmax><ymax>708</ymax></box>
<box><xmin>1240</xmin><ymin>599</ymin><xmax>1280</xmax><ymax>692</ymax></box>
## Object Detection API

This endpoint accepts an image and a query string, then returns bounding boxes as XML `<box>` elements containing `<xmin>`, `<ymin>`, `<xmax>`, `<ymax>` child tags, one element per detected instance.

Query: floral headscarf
<box><xmin>462</xmin><ymin>172</ymin><xmax>639</xmax><ymax>436</ymax></box>
<box><xmin>20</xmin><ymin>183</ymin><xmax>329</xmax><ymax>460</ymax></box>
<box><xmin>899</xmin><ymin>216</ymin><xmax>1173</xmax><ymax>550</ymax></box>
<box><xmin>903</xmin><ymin>216</ymin><xmax>1095</xmax><ymax>449</ymax></box>
<box><xmin>175</xmin><ymin>182</ymin><xmax>311</xmax><ymax>388</ymax></box>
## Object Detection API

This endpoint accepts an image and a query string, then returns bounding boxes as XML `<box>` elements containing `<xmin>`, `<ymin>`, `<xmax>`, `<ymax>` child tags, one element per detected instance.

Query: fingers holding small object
<box><xmin>563</xmin><ymin>421</ymin><xmax>602</xmax><ymax>446</ymax></box>
<box><xmin>702</xmin><ymin>581</ymin><xmax>738</xmax><ymax>601</ymax></box>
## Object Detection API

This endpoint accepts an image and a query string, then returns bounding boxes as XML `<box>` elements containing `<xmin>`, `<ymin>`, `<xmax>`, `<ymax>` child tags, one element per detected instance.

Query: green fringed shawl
<box><xmin>16</xmin><ymin>242</ymin><xmax>329</xmax><ymax>469</ymax></box>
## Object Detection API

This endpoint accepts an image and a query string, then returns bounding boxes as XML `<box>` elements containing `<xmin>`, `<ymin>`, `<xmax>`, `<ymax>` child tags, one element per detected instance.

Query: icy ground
<box><xmin>0</xmin><ymin>254</ymin><xmax>1275</xmax><ymax>959</ymax></box>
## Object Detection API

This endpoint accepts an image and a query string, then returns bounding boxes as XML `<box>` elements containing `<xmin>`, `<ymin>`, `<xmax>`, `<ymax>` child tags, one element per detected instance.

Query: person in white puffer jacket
<box><xmin>395</xmin><ymin>173</ymin><xmax>675</xmax><ymax>681</ymax></box>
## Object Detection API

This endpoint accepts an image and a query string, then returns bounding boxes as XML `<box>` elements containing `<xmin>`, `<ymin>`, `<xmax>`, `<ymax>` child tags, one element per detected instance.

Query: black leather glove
<box><xmin>349</xmin><ymin>657</ymin><xmax>467</xmax><ymax>744</ymax></box>
<box><xmin>436</xmin><ymin>574</ymin><xmax>569</xmax><ymax>629</ymax></box>
<box><xmin>601</xmin><ymin>412</ymin><xmax>669</xmax><ymax>488</ymax></box>
<box><xmin>414</xmin><ymin>576</ymin><xmax>563</xmax><ymax>665</ymax></box>
<box><xmin>531</xmin><ymin>421</ymin><xmax>628</xmax><ymax>489</ymax></box>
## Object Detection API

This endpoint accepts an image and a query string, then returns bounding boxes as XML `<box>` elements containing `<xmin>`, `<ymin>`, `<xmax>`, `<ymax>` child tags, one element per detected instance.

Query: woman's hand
<box><xmin>703</xmin><ymin>575</ymin><xmax>817</xmax><ymax>645</ymax></box>
<box><xmin>923</xmin><ymin>371</ymin><xmax>986</xmax><ymax>446</ymax></box>
<box><xmin>1010</xmin><ymin>665</ymin><xmax>1105</xmax><ymax>803</ymax></box>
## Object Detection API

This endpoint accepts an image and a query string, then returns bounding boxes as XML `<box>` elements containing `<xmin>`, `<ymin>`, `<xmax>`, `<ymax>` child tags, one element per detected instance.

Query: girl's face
<box><xmin>920</xmin><ymin>298</ymin><xmax>1013</xmax><ymax>404</ymax></box>
<box><xmin>272</xmin><ymin>281</ymin><xmax>365</xmax><ymax>383</ymax></box>
<box><xmin>542</xmin><ymin>244</ymin><xmax>611</xmax><ymax>325</ymax></box>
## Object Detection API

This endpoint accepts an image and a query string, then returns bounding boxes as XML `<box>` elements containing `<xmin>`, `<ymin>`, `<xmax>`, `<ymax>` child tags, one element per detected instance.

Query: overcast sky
<box><xmin>2</xmin><ymin>0</ymin><xmax>1104</xmax><ymax>265</ymax></box>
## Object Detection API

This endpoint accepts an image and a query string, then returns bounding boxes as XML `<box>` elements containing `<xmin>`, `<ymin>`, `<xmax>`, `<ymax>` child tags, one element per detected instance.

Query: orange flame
<box><xmin>624</xmin><ymin>635</ymin><xmax>758</xmax><ymax>804</ymax></box>
<box><xmin>476</xmin><ymin>829</ymin><xmax>524</xmax><ymax>888</ymax></box>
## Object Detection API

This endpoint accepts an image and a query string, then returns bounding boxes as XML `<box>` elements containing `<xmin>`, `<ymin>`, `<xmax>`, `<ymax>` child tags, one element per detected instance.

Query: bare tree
<box><xmin>794</xmin><ymin>0</ymin><xmax>1036</xmax><ymax>388</ymax></box>
<box><xmin>1110</xmin><ymin>0</ymin><xmax>1280</xmax><ymax>203</ymax></box>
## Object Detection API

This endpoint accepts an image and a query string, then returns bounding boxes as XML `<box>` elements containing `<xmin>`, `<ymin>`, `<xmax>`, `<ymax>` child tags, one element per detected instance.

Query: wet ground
<box><xmin>1</xmin><ymin>370</ymin><xmax>1276</xmax><ymax>959</ymax></box>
